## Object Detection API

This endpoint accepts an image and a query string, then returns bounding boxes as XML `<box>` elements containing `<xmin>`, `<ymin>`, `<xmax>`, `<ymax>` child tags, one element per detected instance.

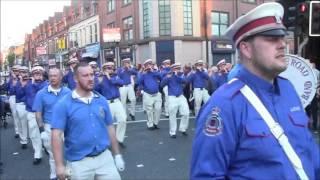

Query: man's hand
<box><xmin>114</xmin><ymin>154</ymin><xmax>125</xmax><ymax>171</ymax></box>
<box><xmin>56</xmin><ymin>164</ymin><xmax>66</xmax><ymax>180</ymax></box>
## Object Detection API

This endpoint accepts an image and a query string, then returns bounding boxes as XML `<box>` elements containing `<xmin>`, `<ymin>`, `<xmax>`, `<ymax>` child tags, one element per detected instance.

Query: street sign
<box><xmin>279</xmin><ymin>54</ymin><xmax>317</xmax><ymax>107</ymax></box>
<box><xmin>103</xmin><ymin>28</ymin><xmax>121</xmax><ymax>42</ymax></box>
<box><xmin>36</xmin><ymin>46</ymin><xmax>47</xmax><ymax>56</ymax></box>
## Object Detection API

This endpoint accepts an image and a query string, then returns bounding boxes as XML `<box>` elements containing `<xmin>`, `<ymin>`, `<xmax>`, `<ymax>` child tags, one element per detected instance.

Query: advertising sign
<box><xmin>103</xmin><ymin>28</ymin><xmax>121</xmax><ymax>42</ymax></box>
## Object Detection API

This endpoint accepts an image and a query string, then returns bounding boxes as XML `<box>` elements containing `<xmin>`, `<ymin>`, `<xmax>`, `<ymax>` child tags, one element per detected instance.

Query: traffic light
<box><xmin>309</xmin><ymin>1</ymin><xmax>320</xmax><ymax>36</ymax></box>
<box><xmin>296</xmin><ymin>1</ymin><xmax>309</xmax><ymax>34</ymax></box>
<box><xmin>281</xmin><ymin>0</ymin><xmax>309</xmax><ymax>35</ymax></box>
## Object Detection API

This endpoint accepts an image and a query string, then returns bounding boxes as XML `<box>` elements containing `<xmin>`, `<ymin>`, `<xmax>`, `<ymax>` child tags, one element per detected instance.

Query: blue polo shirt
<box><xmin>51</xmin><ymin>91</ymin><xmax>113</xmax><ymax>161</ymax></box>
<box><xmin>117</xmin><ymin>67</ymin><xmax>137</xmax><ymax>85</ymax></box>
<box><xmin>96</xmin><ymin>75</ymin><xmax>124</xmax><ymax>100</ymax></box>
<box><xmin>138</xmin><ymin>71</ymin><xmax>162</xmax><ymax>94</ymax></box>
<box><xmin>160</xmin><ymin>73</ymin><xmax>186</xmax><ymax>96</ymax></box>
<box><xmin>32</xmin><ymin>85</ymin><xmax>71</xmax><ymax>124</ymax></box>
<box><xmin>191</xmin><ymin>67</ymin><xmax>320</xmax><ymax>179</ymax></box>
<box><xmin>24</xmin><ymin>80</ymin><xmax>48</xmax><ymax>112</ymax></box>
<box><xmin>62</xmin><ymin>71</ymin><xmax>76</xmax><ymax>90</ymax></box>
<box><xmin>15</xmin><ymin>81</ymin><xmax>26</xmax><ymax>103</ymax></box>
<box><xmin>187</xmin><ymin>70</ymin><xmax>209</xmax><ymax>89</ymax></box>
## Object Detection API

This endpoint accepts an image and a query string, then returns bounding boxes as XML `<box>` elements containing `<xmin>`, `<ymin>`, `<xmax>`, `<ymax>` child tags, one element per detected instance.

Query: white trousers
<box><xmin>16</xmin><ymin>102</ymin><xmax>28</xmax><ymax>145</ymax></box>
<box><xmin>143</xmin><ymin>92</ymin><xmax>162</xmax><ymax>128</ymax></box>
<box><xmin>119</xmin><ymin>84</ymin><xmax>136</xmax><ymax>116</ymax></box>
<box><xmin>8</xmin><ymin>95</ymin><xmax>19</xmax><ymax>135</ymax></box>
<box><xmin>108</xmin><ymin>99</ymin><xmax>127</xmax><ymax>143</ymax></box>
<box><xmin>163</xmin><ymin>86</ymin><xmax>169</xmax><ymax>116</ymax></box>
<box><xmin>26</xmin><ymin>112</ymin><xmax>42</xmax><ymax>159</ymax></box>
<box><xmin>193</xmin><ymin>88</ymin><xmax>210</xmax><ymax>116</ymax></box>
<box><xmin>66</xmin><ymin>149</ymin><xmax>121</xmax><ymax>180</ymax></box>
<box><xmin>42</xmin><ymin>123</ymin><xmax>56</xmax><ymax>179</ymax></box>
<box><xmin>168</xmin><ymin>95</ymin><xmax>190</xmax><ymax>135</ymax></box>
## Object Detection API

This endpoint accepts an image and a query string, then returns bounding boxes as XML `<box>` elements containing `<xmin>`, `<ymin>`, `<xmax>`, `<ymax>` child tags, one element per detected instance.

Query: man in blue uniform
<box><xmin>161</xmin><ymin>63</ymin><xmax>189</xmax><ymax>138</ymax></box>
<box><xmin>138</xmin><ymin>59</ymin><xmax>162</xmax><ymax>130</ymax></box>
<box><xmin>24</xmin><ymin>66</ymin><xmax>48</xmax><ymax>165</ymax></box>
<box><xmin>160</xmin><ymin>59</ymin><xmax>171</xmax><ymax>117</ymax></box>
<box><xmin>187</xmin><ymin>60</ymin><xmax>210</xmax><ymax>116</ymax></box>
<box><xmin>33</xmin><ymin>68</ymin><xmax>71</xmax><ymax>179</ymax></box>
<box><xmin>62</xmin><ymin>56</ymin><xmax>78</xmax><ymax>90</ymax></box>
<box><xmin>6</xmin><ymin>65</ymin><xmax>21</xmax><ymax>138</ymax></box>
<box><xmin>15</xmin><ymin>66</ymin><xmax>30</xmax><ymax>149</ymax></box>
<box><xmin>51</xmin><ymin>62</ymin><xmax>124</xmax><ymax>180</ymax></box>
<box><xmin>117</xmin><ymin>58</ymin><xmax>137</xmax><ymax>121</ymax></box>
<box><xmin>213</xmin><ymin>59</ymin><xmax>229</xmax><ymax>89</ymax></box>
<box><xmin>191</xmin><ymin>2</ymin><xmax>320</xmax><ymax>179</ymax></box>
<box><xmin>97</xmin><ymin>62</ymin><xmax>127</xmax><ymax>148</ymax></box>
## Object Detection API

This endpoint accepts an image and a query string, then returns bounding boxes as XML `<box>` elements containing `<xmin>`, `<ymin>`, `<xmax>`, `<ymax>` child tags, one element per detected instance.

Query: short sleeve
<box><xmin>51</xmin><ymin>97</ymin><xmax>68</xmax><ymax>130</ymax></box>
<box><xmin>32</xmin><ymin>90</ymin><xmax>43</xmax><ymax>112</ymax></box>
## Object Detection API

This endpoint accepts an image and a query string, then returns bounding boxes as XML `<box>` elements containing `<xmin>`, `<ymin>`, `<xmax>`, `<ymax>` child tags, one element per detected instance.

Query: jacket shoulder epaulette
<box><xmin>215</xmin><ymin>79</ymin><xmax>245</xmax><ymax>99</ymax></box>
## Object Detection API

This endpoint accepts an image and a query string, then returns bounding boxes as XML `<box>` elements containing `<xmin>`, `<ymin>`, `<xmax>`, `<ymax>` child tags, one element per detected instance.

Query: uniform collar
<box><xmin>236</xmin><ymin>67</ymin><xmax>280</xmax><ymax>94</ymax></box>
<box><xmin>47</xmin><ymin>85</ymin><xmax>61</xmax><ymax>95</ymax></box>
<box><xmin>71</xmin><ymin>90</ymin><xmax>99</xmax><ymax>104</ymax></box>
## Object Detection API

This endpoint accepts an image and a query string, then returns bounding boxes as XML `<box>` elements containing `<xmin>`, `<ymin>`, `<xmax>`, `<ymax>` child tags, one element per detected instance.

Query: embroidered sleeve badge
<box><xmin>203</xmin><ymin>107</ymin><xmax>223</xmax><ymax>136</ymax></box>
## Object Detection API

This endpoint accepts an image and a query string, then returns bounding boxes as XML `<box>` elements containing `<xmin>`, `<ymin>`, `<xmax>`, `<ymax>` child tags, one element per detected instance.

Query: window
<box><xmin>143</xmin><ymin>0</ymin><xmax>150</xmax><ymax>38</ymax></box>
<box><xmin>122</xmin><ymin>0</ymin><xmax>132</xmax><ymax>6</ymax></box>
<box><xmin>183</xmin><ymin>0</ymin><xmax>193</xmax><ymax>35</ymax></box>
<box><xmin>123</xmin><ymin>16</ymin><xmax>133</xmax><ymax>41</ymax></box>
<box><xmin>94</xmin><ymin>23</ymin><xmax>98</xmax><ymax>42</ymax></box>
<box><xmin>211</xmin><ymin>11</ymin><xmax>229</xmax><ymax>36</ymax></box>
<box><xmin>90</xmin><ymin>25</ymin><xmax>93</xmax><ymax>43</ymax></box>
<box><xmin>242</xmin><ymin>0</ymin><xmax>256</xmax><ymax>3</ymax></box>
<box><xmin>107</xmin><ymin>22</ymin><xmax>115</xmax><ymax>28</ymax></box>
<box><xmin>108</xmin><ymin>0</ymin><xmax>115</xmax><ymax>12</ymax></box>
<box><xmin>158</xmin><ymin>0</ymin><xmax>171</xmax><ymax>36</ymax></box>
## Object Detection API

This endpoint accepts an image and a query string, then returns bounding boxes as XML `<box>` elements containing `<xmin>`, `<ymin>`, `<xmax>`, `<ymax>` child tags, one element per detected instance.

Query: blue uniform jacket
<box><xmin>62</xmin><ymin>70</ymin><xmax>76</xmax><ymax>90</ymax></box>
<box><xmin>6</xmin><ymin>76</ymin><xmax>16</xmax><ymax>96</ymax></box>
<box><xmin>24</xmin><ymin>80</ymin><xmax>48</xmax><ymax>112</ymax></box>
<box><xmin>214</xmin><ymin>73</ymin><xmax>228</xmax><ymax>89</ymax></box>
<box><xmin>32</xmin><ymin>86</ymin><xmax>71</xmax><ymax>124</ymax></box>
<box><xmin>160</xmin><ymin>73</ymin><xmax>186</xmax><ymax>96</ymax></box>
<box><xmin>161</xmin><ymin>67</ymin><xmax>171</xmax><ymax>78</ymax></box>
<box><xmin>96</xmin><ymin>75</ymin><xmax>124</xmax><ymax>100</ymax></box>
<box><xmin>15</xmin><ymin>81</ymin><xmax>26</xmax><ymax>103</ymax></box>
<box><xmin>191</xmin><ymin>67</ymin><xmax>320</xmax><ymax>179</ymax></box>
<box><xmin>117</xmin><ymin>67</ymin><xmax>137</xmax><ymax>85</ymax></box>
<box><xmin>187</xmin><ymin>70</ymin><xmax>209</xmax><ymax>89</ymax></box>
<box><xmin>138</xmin><ymin>71</ymin><xmax>162</xmax><ymax>94</ymax></box>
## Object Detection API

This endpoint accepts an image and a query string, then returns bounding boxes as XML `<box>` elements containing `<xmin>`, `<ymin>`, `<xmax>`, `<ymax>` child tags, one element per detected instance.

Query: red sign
<box><xmin>36</xmin><ymin>47</ymin><xmax>47</xmax><ymax>56</ymax></box>
<box><xmin>103</xmin><ymin>28</ymin><xmax>121</xmax><ymax>42</ymax></box>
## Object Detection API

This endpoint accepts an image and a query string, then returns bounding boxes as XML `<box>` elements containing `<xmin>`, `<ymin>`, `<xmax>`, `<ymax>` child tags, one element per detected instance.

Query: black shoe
<box><xmin>14</xmin><ymin>134</ymin><xmax>19</xmax><ymax>139</ymax></box>
<box><xmin>148</xmin><ymin>126</ymin><xmax>155</xmax><ymax>130</ymax></box>
<box><xmin>170</xmin><ymin>134</ymin><xmax>177</xmax><ymax>138</ymax></box>
<box><xmin>21</xmin><ymin>144</ymin><xmax>27</xmax><ymax>149</ymax></box>
<box><xmin>129</xmin><ymin>114</ymin><xmax>135</xmax><ymax>121</ymax></box>
<box><xmin>119</xmin><ymin>142</ymin><xmax>126</xmax><ymax>148</ymax></box>
<box><xmin>33</xmin><ymin>158</ymin><xmax>42</xmax><ymax>165</ymax></box>
<box><xmin>181</xmin><ymin>131</ymin><xmax>188</xmax><ymax>136</ymax></box>
<box><xmin>154</xmin><ymin>124</ymin><xmax>159</xmax><ymax>129</ymax></box>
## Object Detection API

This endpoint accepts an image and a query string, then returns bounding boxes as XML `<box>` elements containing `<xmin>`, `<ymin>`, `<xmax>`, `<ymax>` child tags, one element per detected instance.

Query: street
<box><xmin>0</xmin><ymin>104</ymin><xmax>196</xmax><ymax>180</ymax></box>
<box><xmin>1</xmin><ymin>103</ymin><xmax>319</xmax><ymax>180</ymax></box>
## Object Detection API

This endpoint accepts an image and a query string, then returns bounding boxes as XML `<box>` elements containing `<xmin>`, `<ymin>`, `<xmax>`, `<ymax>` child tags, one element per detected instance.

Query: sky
<box><xmin>1</xmin><ymin>0</ymin><xmax>71</xmax><ymax>51</ymax></box>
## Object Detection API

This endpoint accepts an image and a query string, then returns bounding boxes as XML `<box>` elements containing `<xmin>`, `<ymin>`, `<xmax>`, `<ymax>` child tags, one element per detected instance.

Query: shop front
<box><xmin>211</xmin><ymin>38</ymin><xmax>235</xmax><ymax>65</ymax></box>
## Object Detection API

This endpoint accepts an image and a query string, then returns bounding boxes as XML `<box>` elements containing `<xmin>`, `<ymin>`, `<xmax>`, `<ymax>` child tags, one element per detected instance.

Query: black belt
<box><xmin>86</xmin><ymin>149</ymin><xmax>106</xmax><ymax>157</ymax></box>
<box><xmin>108</xmin><ymin>98</ymin><xmax>118</xmax><ymax>103</ymax></box>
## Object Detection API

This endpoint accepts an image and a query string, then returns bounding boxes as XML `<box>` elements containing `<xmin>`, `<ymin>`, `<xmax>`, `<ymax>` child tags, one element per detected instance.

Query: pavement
<box><xmin>0</xmin><ymin>104</ymin><xmax>196</xmax><ymax>180</ymax></box>
<box><xmin>0</xmin><ymin>103</ymin><xmax>319</xmax><ymax>180</ymax></box>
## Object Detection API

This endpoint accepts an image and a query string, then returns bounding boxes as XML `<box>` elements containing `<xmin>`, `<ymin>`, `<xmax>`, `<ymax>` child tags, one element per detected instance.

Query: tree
<box><xmin>6</xmin><ymin>52</ymin><xmax>15</xmax><ymax>67</ymax></box>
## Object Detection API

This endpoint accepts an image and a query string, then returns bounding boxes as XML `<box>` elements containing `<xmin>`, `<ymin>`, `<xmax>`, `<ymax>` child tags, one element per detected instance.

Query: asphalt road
<box><xmin>0</xmin><ymin>104</ymin><xmax>196</xmax><ymax>180</ymax></box>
